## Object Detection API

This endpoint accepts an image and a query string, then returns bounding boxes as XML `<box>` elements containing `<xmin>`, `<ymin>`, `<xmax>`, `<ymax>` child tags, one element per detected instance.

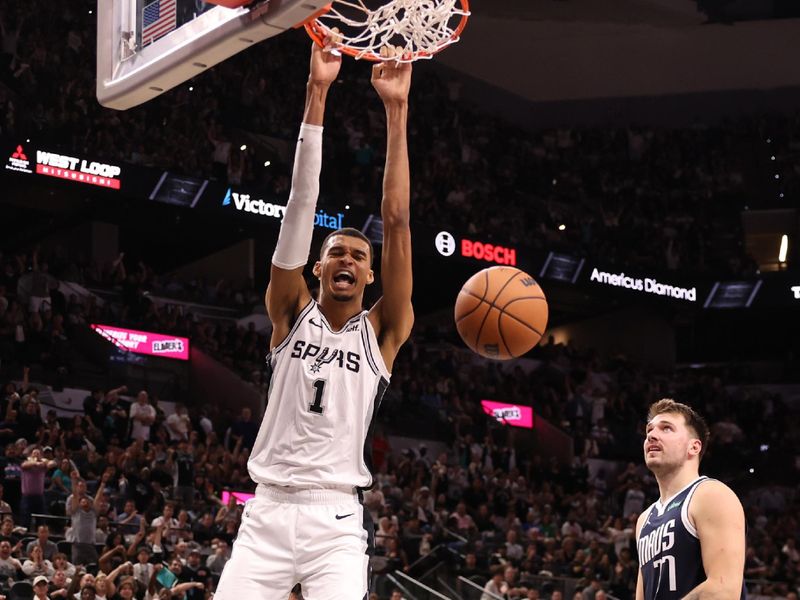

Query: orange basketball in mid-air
<box><xmin>454</xmin><ymin>266</ymin><xmax>548</xmax><ymax>360</ymax></box>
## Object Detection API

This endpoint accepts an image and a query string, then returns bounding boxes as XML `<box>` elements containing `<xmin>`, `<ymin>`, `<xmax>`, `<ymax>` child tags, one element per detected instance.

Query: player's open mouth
<box><xmin>646</xmin><ymin>445</ymin><xmax>661</xmax><ymax>453</ymax></box>
<box><xmin>333</xmin><ymin>270</ymin><xmax>355</xmax><ymax>289</ymax></box>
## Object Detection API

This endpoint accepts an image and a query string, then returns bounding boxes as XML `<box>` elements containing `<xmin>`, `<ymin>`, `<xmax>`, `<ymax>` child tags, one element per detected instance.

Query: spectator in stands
<box><xmin>165</xmin><ymin>404</ymin><xmax>190</xmax><ymax>442</ymax></box>
<box><xmin>49</xmin><ymin>569</ymin><xmax>72</xmax><ymax>596</ymax></box>
<box><xmin>132</xmin><ymin>546</ymin><xmax>154</xmax><ymax>591</ymax></box>
<box><xmin>20</xmin><ymin>447</ymin><xmax>52</xmax><ymax>528</ymax></box>
<box><xmin>151</xmin><ymin>504</ymin><xmax>179</xmax><ymax>545</ymax></box>
<box><xmin>32</xmin><ymin>574</ymin><xmax>50</xmax><ymax>600</ymax></box>
<box><xmin>48</xmin><ymin>458</ymin><xmax>74</xmax><ymax>504</ymax></box>
<box><xmin>67</xmin><ymin>470</ymin><xmax>109</xmax><ymax>565</ymax></box>
<box><xmin>129</xmin><ymin>391</ymin><xmax>155</xmax><ymax>442</ymax></box>
<box><xmin>450</xmin><ymin>502</ymin><xmax>478</xmax><ymax>537</ymax></box>
<box><xmin>26</xmin><ymin>524</ymin><xmax>57</xmax><ymax>561</ymax></box>
<box><xmin>115</xmin><ymin>500</ymin><xmax>142</xmax><ymax>540</ymax></box>
<box><xmin>481</xmin><ymin>572</ymin><xmax>507</xmax><ymax>600</ymax></box>
<box><xmin>22</xmin><ymin>544</ymin><xmax>54</xmax><ymax>580</ymax></box>
<box><xmin>166</xmin><ymin>444</ymin><xmax>194</xmax><ymax>510</ymax></box>
<box><xmin>51</xmin><ymin>552</ymin><xmax>76</xmax><ymax>579</ymax></box>
<box><xmin>205</xmin><ymin>540</ymin><xmax>229</xmax><ymax>575</ymax></box>
<box><xmin>0</xmin><ymin>485</ymin><xmax>12</xmax><ymax>517</ymax></box>
<box><xmin>0</xmin><ymin>538</ymin><xmax>22</xmax><ymax>585</ymax></box>
<box><xmin>227</xmin><ymin>407</ymin><xmax>257</xmax><ymax>451</ymax></box>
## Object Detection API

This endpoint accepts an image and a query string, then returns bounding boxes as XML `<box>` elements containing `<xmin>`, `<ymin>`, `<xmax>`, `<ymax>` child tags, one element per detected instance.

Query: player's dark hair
<box><xmin>320</xmin><ymin>227</ymin><xmax>374</xmax><ymax>266</ymax></box>
<box><xmin>647</xmin><ymin>398</ymin><xmax>710</xmax><ymax>460</ymax></box>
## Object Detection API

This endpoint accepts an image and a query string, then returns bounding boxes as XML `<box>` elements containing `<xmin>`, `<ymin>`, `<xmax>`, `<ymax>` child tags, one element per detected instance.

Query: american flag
<box><xmin>142</xmin><ymin>0</ymin><xmax>177</xmax><ymax>46</ymax></box>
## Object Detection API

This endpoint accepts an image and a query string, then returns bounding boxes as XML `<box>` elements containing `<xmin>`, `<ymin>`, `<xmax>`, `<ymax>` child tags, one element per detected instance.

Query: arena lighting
<box><xmin>239</xmin><ymin>144</ymin><xmax>247</xmax><ymax>151</ymax></box>
<box><xmin>558</xmin><ymin>224</ymin><xmax>566</xmax><ymax>231</ymax></box>
<box><xmin>779</xmin><ymin>234</ymin><xmax>789</xmax><ymax>263</ymax></box>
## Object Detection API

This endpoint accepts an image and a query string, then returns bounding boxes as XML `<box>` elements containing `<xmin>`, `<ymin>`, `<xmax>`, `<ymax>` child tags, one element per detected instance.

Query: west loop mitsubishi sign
<box><xmin>5</xmin><ymin>144</ymin><xmax>122</xmax><ymax>189</ymax></box>
<box><xmin>91</xmin><ymin>324</ymin><xmax>189</xmax><ymax>361</ymax></box>
<box><xmin>5</xmin><ymin>145</ymin><xmax>32</xmax><ymax>174</ymax></box>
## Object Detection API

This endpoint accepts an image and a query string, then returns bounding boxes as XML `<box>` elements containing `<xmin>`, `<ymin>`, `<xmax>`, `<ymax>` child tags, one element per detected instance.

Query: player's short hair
<box><xmin>320</xmin><ymin>227</ymin><xmax>374</xmax><ymax>266</ymax></box>
<box><xmin>647</xmin><ymin>398</ymin><xmax>710</xmax><ymax>459</ymax></box>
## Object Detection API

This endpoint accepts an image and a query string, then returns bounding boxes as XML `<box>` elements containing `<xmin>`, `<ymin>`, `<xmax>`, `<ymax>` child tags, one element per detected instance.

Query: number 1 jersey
<box><xmin>248</xmin><ymin>300</ymin><xmax>390</xmax><ymax>490</ymax></box>
<box><xmin>637</xmin><ymin>476</ymin><xmax>746</xmax><ymax>600</ymax></box>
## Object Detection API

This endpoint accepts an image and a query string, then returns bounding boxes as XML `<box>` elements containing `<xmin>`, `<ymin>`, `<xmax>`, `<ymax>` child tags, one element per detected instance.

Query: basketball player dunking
<box><xmin>214</xmin><ymin>40</ymin><xmax>414</xmax><ymax>600</ymax></box>
<box><xmin>636</xmin><ymin>399</ymin><xmax>746</xmax><ymax>600</ymax></box>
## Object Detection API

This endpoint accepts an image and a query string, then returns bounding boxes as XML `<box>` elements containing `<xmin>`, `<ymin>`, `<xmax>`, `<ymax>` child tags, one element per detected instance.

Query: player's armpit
<box><xmin>266</xmin><ymin>266</ymin><xmax>311</xmax><ymax>349</ymax></box>
<box><xmin>685</xmin><ymin>480</ymin><xmax>746</xmax><ymax>599</ymax></box>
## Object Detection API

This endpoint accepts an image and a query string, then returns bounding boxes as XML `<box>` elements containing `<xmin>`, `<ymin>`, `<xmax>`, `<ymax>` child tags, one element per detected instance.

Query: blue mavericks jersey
<box><xmin>637</xmin><ymin>477</ymin><xmax>746</xmax><ymax>600</ymax></box>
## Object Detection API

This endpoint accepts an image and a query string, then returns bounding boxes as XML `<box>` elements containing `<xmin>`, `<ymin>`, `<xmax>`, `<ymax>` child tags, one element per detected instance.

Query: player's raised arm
<box><xmin>266</xmin><ymin>39</ymin><xmax>341</xmax><ymax>349</ymax></box>
<box><xmin>682</xmin><ymin>480</ymin><xmax>746</xmax><ymax>600</ymax></box>
<box><xmin>367</xmin><ymin>50</ymin><xmax>414</xmax><ymax>371</ymax></box>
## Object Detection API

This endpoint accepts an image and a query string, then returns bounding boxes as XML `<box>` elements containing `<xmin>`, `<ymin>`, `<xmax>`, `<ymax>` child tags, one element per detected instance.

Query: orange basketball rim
<box><xmin>301</xmin><ymin>0</ymin><xmax>470</xmax><ymax>62</ymax></box>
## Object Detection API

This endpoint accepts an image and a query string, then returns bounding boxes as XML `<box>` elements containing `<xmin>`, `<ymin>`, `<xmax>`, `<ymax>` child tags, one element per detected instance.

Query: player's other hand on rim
<box><xmin>371</xmin><ymin>46</ymin><xmax>412</xmax><ymax>106</ymax></box>
<box><xmin>309</xmin><ymin>31</ymin><xmax>342</xmax><ymax>86</ymax></box>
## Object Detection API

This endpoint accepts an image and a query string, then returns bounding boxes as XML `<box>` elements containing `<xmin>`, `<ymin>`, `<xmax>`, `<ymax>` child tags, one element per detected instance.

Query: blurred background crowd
<box><xmin>0</xmin><ymin>0</ymin><xmax>799</xmax><ymax>599</ymax></box>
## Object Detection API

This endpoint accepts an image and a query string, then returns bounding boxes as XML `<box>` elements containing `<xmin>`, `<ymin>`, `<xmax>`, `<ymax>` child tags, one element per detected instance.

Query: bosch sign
<box><xmin>222</xmin><ymin>189</ymin><xmax>344</xmax><ymax>230</ymax></box>
<box><xmin>434</xmin><ymin>231</ymin><xmax>517</xmax><ymax>266</ymax></box>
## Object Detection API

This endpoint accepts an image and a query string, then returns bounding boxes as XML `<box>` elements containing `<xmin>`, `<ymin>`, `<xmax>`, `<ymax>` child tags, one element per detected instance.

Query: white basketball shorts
<box><xmin>214</xmin><ymin>484</ymin><xmax>373</xmax><ymax>600</ymax></box>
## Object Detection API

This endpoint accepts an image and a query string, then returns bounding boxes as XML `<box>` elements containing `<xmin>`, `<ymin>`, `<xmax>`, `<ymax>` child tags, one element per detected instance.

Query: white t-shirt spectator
<box><xmin>130</xmin><ymin>402</ymin><xmax>156</xmax><ymax>441</ymax></box>
<box><xmin>165</xmin><ymin>412</ymin><xmax>190</xmax><ymax>442</ymax></box>
<box><xmin>561</xmin><ymin>520</ymin><xmax>583</xmax><ymax>539</ymax></box>
<box><xmin>623</xmin><ymin>488</ymin><xmax>646</xmax><ymax>518</ymax></box>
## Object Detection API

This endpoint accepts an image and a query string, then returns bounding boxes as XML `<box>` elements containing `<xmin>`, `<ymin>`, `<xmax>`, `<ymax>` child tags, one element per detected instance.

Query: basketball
<box><xmin>454</xmin><ymin>266</ymin><xmax>548</xmax><ymax>360</ymax></box>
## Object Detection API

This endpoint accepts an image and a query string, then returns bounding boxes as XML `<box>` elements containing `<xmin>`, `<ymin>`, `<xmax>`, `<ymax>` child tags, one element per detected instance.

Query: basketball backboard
<box><xmin>97</xmin><ymin>0</ymin><xmax>327</xmax><ymax>110</ymax></box>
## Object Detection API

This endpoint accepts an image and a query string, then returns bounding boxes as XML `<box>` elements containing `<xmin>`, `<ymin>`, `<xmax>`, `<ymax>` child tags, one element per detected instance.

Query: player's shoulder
<box><xmin>689</xmin><ymin>478</ymin><xmax>744</xmax><ymax>517</ymax></box>
<box><xmin>692</xmin><ymin>477</ymin><xmax>740</xmax><ymax>503</ymax></box>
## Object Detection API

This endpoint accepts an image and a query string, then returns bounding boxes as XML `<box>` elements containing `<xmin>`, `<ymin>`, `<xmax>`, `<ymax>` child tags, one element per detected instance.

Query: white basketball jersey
<box><xmin>248</xmin><ymin>300</ymin><xmax>391</xmax><ymax>489</ymax></box>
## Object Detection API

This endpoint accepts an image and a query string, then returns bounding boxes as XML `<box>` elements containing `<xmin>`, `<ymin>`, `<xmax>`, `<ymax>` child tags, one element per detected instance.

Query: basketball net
<box><xmin>304</xmin><ymin>0</ymin><xmax>470</xmax><ymax>62</ymax></box>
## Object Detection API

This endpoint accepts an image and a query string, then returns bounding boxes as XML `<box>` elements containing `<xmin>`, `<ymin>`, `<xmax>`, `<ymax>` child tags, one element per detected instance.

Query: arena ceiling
<box><xmin>437</xmin><ymin>0</ymin><xmax>800</xmax><ymax>102</ymax></box>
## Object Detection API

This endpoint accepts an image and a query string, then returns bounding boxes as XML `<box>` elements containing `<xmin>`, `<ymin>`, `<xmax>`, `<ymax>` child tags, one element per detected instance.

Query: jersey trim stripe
<box><xmin>316</xmin><ymin>306</ymin><xmax>362</xmax><ymax>334</ymax></box>
<box><xmin>640</xmin><ymin>502</ymin><xmax>656</xmax><ymax>528</ymax></box>
<box><xmin>359</xmin><ymin>376</ymin><xmax>389</xmax><ymax>490</ymax></box>
<box><xmin>654</xmin><ymin>476</ymin><xmax>704</xmax><ymax>516</ymax></box>
<box><xmin>272</xmin><ymin>299</ymin><xmax>315</xmax><ymax>354</ymax></box>
<box><xmin>680</xmin><ymin>477</ymin><xmax>708</xmax><ymax>539</ymax></box>
<box><xmin>360</xmin><ymin>500</ymin><xmax>375</xmax><ymax>596</ymax></box>
<box><xmin>360</xmin><ymin>322</ymin><xmax>380</xmax><ymax>376</ymax></box>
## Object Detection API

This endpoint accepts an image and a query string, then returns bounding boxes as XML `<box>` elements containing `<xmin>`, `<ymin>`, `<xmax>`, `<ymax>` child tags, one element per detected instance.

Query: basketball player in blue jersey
<box><xmin>635</xmin><ymin>399</ymin><xmax>746</xmax><ymax>600</ymax></box>
<box><xmin>213</xmin><ymin>40</ymin><xmax>414</xmax><ymax>600</ymax></box>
